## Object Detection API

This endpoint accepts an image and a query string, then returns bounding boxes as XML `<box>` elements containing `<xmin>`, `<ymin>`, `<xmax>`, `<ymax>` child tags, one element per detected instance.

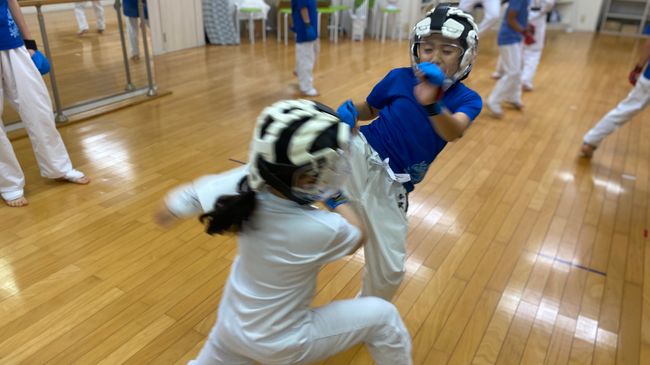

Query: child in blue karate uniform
<box><xmin>334</xmin><ymin>5</ymin><xmax>483</xmax><ymax>301</ymax></box>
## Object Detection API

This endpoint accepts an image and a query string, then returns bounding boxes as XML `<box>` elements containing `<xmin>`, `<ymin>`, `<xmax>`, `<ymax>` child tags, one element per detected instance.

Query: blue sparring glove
<box><xmin>323</xmin><ymin>191</ymin><xmax>349</xmax><ymax>210</ymax></box>
<box><xmin>305</xmin><ymin>24</ymin><xmax>318</xmax><ymax>42</ymax></box>
<box><xmin>417</xmin><ymin>62</ymin><xmax>445</xmax><ymax>86</ymax></box>
<box><xmin>31</xmin><ymin>50</ymin><xmax>51</xmax><ymax>75</ymax></box>
<box><xmin>336</xmin><ymin>99</ymin><xmax>358</xmax><ymax>129</ymax></box>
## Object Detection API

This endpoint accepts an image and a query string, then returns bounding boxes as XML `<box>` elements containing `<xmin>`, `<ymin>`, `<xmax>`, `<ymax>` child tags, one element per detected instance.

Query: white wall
<box><xmin>573</xmin><ymin>0</ymin><xmax>605</xmax><ymax>31</ymax></box>
<box><xmin>149</xmin><ymin>0</ymin><xmax>204</xmax><ymax>55</ymax></box>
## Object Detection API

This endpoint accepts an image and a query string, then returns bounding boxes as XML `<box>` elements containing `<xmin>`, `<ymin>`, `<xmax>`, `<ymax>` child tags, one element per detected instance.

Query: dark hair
<box><xmin>199</xmin><ymin>177</ymin><xmax>257</xmax><ymax>235</ymax></box>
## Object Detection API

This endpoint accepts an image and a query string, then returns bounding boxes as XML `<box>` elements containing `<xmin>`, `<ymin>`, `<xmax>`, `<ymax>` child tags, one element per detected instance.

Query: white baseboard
<box><xmin>21</xmin><ymin>1</ymin><xmax>114</xmax><ymax>15</ymax></box>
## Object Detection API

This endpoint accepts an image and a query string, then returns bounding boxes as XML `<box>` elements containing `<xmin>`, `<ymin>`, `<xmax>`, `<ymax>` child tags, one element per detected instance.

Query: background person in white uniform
<box><xmin>521</xmin><ymin>0</ymin><xmax>554</xmax><ymax>90</ymax></box>
<box><xmin>581</xmin><ymin>36</ymin><xmax>650</xmax><ymax>158</ymax></box>
<box><xmin>74</xmin><ymin>1</ymin><xmax>105</xmax><ymax>35</ymax></box>
<box><xmin>155</xmin><ymin>99</ymin><xmax>412</xmax><ymax>365</ymax></box>
<box><xmin>486</xmin><ymin>0</ymin><xmax>531</xmax><ymax>118</ymax></box>
<box><xmin>492</xmin><ymin>0</ymin><xmax>555</xmax><ymax>91</ymax></box>
<box><xmin>458</xmin><ymin>0</ymin><xmax>502</xmax><ymax>34</ymax></box>
<box><xmin>292</xmin><ymin>0</ymin><xmax>319</xmax><ymax>96</ymax></box>
<box><xmin>1</xmin><ymin>0</ymin><xmax>90</xmax><ymax>207</ymax></box>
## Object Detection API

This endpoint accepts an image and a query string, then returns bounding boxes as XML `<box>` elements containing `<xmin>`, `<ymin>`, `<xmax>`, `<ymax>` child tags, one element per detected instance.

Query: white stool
<box><xmin>237</xmin><ymin>7</ymin><xmax>266</xmax><ymax>44</ymax></box>
<box><xmin>276</xmin><ymin>8</ymin><xmax>291</xmax><ymax>45</ymax></box>
<box><xmin>380</xmin><ymin>6</ymin><xmax>401</xmax><ymax>43</ymax></box>
<box><xmin>317</xmin><ymin>7</ymin><xmax>339</xmax><ymax>42</ymax></box>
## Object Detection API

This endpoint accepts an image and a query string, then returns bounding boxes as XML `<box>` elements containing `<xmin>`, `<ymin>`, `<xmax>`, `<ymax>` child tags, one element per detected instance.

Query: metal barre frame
<box><xmin>18</xmin><ymin>0</ymin><xmax>157</xmax><ymax>122</ymax></box>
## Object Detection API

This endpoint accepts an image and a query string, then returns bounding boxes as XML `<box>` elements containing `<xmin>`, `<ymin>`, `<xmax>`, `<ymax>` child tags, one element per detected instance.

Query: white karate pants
<box><xmin>458</xmin><ymin>0</ymin><xmax>502</xmax><ymax>34</ymax></box>
<box><xmin>583</xmin><ymin>75</ymin><xmax>650</xmax><ymax>147</ymax></box>
<box><xmin>295</xmin><ymin>40</ymin><xmax>319</xmax><ymax>93</ymax></box>
<box><xmin>74</xmin><ymin>1</ymin><xmax>105</xmax><ymax>32</ymax></box>
<box><xmin>0</xmin><ymin>47</ymin><xmax>74</xmax><ymax>201</ymax></box>
<box><xmin>190</xmin><ymin>297</ymin><xmax>412</xmax><ymax>365</ymax></box>
<box><xmin>488</xmin><ymin>42</ymin><xmax>524</xmax><ymax>108</ymax></box>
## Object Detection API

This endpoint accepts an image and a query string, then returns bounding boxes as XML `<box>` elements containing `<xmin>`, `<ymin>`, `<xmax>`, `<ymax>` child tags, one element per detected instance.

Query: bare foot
<box><xmin>130</xmin><ymin>54</ymin><xmax>140</xmax><ymax>61</ymax></box>
<box><xmin>580</xmin><ymin>143</ymin><xmax>596</xmax><ymax>158</ymax></box>
<box><xmin>5</xmin><ymin>196</ymin><xmax>28</xmax><ymax>207</ymax></box>
<box><xmin>55</xmin><ymin>169</ymin><xmax>91</xmax><ymax>185</ymax></box>
<box><xmin>78</xmin><ymin>28</ymin><xmax>88</xmax><ymax>36</ymax></box>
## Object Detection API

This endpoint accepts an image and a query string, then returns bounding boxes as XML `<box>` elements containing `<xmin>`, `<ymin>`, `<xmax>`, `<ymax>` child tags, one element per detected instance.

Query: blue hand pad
<box><xmin>31</xmin><ymin>50</ymin><xmax>50</xmax><ymax>75</ymax></box>
<box><xmin>418</xmin><ymin>62</ymin><xmax>445</xmax><ymax>86</ymax></box>
<box><xmin>336</xmin><ymin>99</ymin><xmax>358</xmax><ymax>129</ymax></box>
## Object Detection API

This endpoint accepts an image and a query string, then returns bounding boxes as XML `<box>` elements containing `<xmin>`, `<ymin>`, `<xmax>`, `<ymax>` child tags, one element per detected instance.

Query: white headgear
<box><xmin>248</xmin><ymin>99</ymin><xmax>350</xmax><ymax>205</ymax></box>
<box><xmin>411</xmin><ymin>5</ymin><xmax>479</xmax><ymax>83</ymax></box>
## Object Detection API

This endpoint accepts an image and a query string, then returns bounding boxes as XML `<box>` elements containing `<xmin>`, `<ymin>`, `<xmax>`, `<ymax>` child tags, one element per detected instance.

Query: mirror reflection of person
<box><xmin>74</xmin><ymin>1</ymin><xmax>105</xmax><ymax>35</ymax></box>
<box><xmin>123</xmin><ymin>0</ymin><xmax>148</xmax><ymax>60</ymax></box>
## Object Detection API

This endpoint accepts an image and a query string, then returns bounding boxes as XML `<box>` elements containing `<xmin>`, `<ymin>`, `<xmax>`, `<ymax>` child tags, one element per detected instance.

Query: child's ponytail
<box><xmin>199</xmin><ymin>177</ymin><xmax>257</xmax><ymax>235</ymax></box>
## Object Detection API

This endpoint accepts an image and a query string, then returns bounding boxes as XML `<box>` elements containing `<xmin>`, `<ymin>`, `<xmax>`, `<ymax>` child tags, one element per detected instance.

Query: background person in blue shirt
<box><xmin>0</xmin><ymin>0</ymin><xmax>89</xmax><ymax>207</ymax></box>
<box><xmin>334</xmin><ymin>5</ymin><xmax>482</xmax><ymax>301</ymax></box>
<box><xmin>291</xmin><ymin>0</ymin><xmax>319</xmax><ymax>96</ymax></box>
<box><xmin>581</xmin><ymin>34</ymin><xmax>650</xmax><ymax>158</ymax></box>
<box><xmin>486</xmin><ymin>0</ymin><xmax>532</xmax><ymax>118</ymax></box>
<box><xmin>123</xmin><ymin>0</ymin><xmax>148</xmax><ymax>60</ymax></box>
<box><xmin>492</xmin><ymin>0</ymin><xmax>555</xmax><ymax>92</ymax></box>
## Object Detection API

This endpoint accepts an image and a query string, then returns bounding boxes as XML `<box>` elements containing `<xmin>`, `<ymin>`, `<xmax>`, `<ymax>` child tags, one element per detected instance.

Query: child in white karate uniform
<box><xmin>156</xmin><ymin>99</ymin><xmax>412</xmax><ymax>365</ymax></box>
<box><xmin>458</xmin><ymin>0</ymin><xmax>502</xmax><ymax>34</ymax></box>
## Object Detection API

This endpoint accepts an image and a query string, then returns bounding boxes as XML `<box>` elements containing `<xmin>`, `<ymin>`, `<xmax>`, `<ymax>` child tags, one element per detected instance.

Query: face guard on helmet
<box><xmin>411</xmin><ymin>5</ymin><xmax>479</xmax><ymax>86</ymax></box>
<box><xmin>248</xmin><ymin>99</ymin><xmax>351</xmax><ymax>205</ymax></box>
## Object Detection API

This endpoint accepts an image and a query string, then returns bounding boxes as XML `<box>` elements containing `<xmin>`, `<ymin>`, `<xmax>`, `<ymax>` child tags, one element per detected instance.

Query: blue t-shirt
<box><xmin>123</xmin><ymin>0</ymin><xmax>148</xmax><ymax>19</ymax></box>
<box><xmin>291</xmin><ymin>0</ymin><xmax>318</xmax><ymax>43</ymax></box>
<box><xmin>359</xmin><ymin>67</ymin><xmax>482</xmax><ymax>192</ymax></box>
<box><xmin>497</xmin><ymin>0</ymin><xmax>530</xmax><ymax>46</ymax></box>
<box><xmin>0</xmin><ymin>0</ymin><xmax>24</xmax><ymax>51</ymax></box>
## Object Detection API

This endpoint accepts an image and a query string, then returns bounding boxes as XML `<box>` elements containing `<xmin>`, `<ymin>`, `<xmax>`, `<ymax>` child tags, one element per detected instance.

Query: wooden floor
<box><xmin>2</xmin><ymin>9</ymin><xmax>650</xmax><ymax>365</ymax></box>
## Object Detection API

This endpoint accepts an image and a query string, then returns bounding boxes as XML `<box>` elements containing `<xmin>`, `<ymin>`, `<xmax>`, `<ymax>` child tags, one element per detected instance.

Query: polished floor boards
<box><xmin>2</xmin><ymin>9</ymin><xmax>650</xmax><ymax>365</ymax></box>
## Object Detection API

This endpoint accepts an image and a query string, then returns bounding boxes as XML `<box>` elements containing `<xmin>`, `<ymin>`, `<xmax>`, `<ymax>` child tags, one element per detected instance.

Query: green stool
<box><xmin>238</xmin><ymin>7</ymin><xmax>266</xmax><ymax>44</ymax></box>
